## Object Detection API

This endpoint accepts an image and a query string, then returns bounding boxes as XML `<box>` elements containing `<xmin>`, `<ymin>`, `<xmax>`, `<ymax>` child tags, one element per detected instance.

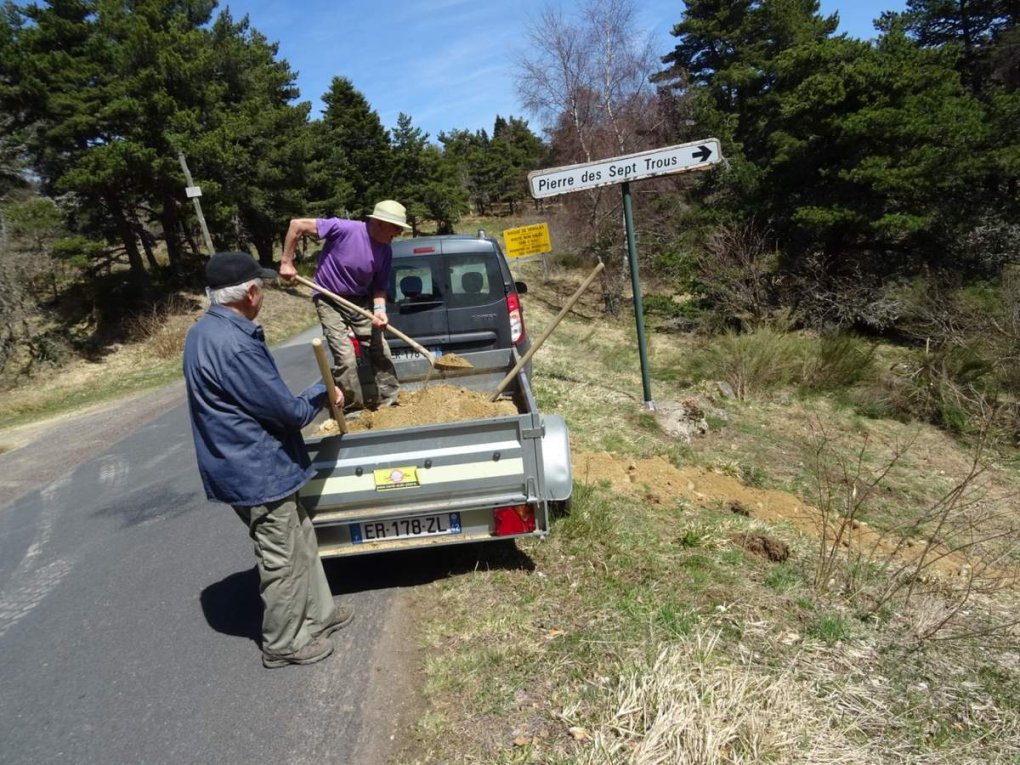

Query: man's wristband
<box><xmin>373</xmin><ymin>305</ymin><xmax>385</xmax><ymax>312</ymax></box>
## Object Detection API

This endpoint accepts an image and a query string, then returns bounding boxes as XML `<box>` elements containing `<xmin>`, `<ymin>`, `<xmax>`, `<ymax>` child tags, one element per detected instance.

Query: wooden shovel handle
<box><xmin>312</xmin><ymin>338</ymin><xmax>347</xmax><ymax>434</ymax></box>
<box><xmin>293</xmin><ymin>274</ymin><xmax>437</xmax><ymax>366</ymax></box>
<box><xmin>489</xmin><ymin>261</ymin><xmax>605</xmax><ymax>401</ymax></box>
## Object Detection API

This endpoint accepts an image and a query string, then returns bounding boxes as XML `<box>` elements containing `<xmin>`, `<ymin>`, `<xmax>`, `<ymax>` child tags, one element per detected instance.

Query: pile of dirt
<box><xmin>570</xmin><ymin>449</ymin><xmax>1007</xmax><ymax>583</ymax></box>
<box><xmin>318</xmin><ymin>384</ymin><xmax>517</xmax><ymax>434</ymax></box>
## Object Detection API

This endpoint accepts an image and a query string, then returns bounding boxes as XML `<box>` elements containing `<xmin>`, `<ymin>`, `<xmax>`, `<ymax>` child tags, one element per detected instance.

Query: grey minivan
<box><xmin>354</xmin><ymin>234</ymin><xmax>532</xmax><ymax>394</ymax></box>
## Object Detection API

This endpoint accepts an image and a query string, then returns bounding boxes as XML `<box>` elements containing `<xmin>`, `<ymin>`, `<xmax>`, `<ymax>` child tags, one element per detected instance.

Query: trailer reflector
<box><xmin>493</xmin><ymin>504</ymin><xmax>535</xmax><ymax>536</ymax></box>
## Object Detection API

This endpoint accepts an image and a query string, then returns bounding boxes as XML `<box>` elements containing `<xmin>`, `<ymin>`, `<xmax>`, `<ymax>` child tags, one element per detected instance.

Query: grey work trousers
<box><xmin>232</xmin><ymin>494</ymin><xmax>334</xmax><ymax>656</ymax></box>
<box><xmin>314</xmin><ymin>294</ymin><xmax>399</xmax><ymax>411</ymax></box>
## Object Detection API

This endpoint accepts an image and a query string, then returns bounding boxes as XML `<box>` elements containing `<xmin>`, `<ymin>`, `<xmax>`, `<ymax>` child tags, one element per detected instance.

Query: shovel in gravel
<box><xmin>293</xmin><ymin>274</ymin><xmax>473</xmax><ymax>371</ymax></box>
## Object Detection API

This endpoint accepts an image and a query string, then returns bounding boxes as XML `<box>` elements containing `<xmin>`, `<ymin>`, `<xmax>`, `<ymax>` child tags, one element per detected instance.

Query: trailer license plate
<box><xmin>350</xmin><ymin>512</ymin><xmax>461</xmax><ymax>544</ymax></box>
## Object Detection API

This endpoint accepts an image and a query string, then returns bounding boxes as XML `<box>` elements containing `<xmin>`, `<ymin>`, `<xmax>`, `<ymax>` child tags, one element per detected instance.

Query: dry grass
<box><xmin>126</xmin><ymin>294</ymin><xmax>198</xmax><ymax>359</ymax></box>
<box><xmin>576</xmin><ymin>631</ymin><xmax>849</xmax><ymax>764</ymax></box>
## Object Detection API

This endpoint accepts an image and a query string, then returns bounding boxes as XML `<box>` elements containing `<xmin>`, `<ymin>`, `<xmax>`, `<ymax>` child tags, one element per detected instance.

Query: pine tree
<box><xmin>188</xmin><ymin>10</ymin><xmax>310</xmax><ymax>265</ymax></box>
<box><xmin>318</xmin><ymin>77</ymin><xmax>394</xmax><ymax>215</ymax></box>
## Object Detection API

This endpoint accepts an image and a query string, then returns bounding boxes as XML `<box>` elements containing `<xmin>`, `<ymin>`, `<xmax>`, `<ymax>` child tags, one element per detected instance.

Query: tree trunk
<box><xmin>160</xmin><ymin>195</ymin><xmax>184</xmax><ymax>274</ymax></box>
<box><xmin>252</xmin><ymin>235</ymin><xmax>274</xmax><ymax>266</ymax></box>
<box><xmin>109</xmin><ymin>197</ymin><xmax>149</xmax><ymax>290</ymax></box>
<box><xmin>136</xmin><ymin>215</ymin><xmax>159</xmax><ymax>272</ymax></box>
<box><xmin>181</xmin><ymin>218</ymin><xmax>200</xmax><ymax>257</ymax></box>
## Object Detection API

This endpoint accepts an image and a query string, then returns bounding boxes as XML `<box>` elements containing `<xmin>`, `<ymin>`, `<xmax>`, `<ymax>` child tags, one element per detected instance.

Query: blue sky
<box><xmin>222</xmin><ymin>0</ymin><xmax>907</xmax><ymax>140</ymax></box>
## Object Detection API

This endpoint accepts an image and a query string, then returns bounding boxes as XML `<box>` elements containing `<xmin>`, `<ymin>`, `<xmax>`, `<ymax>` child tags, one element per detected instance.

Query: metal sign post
<box><xmin>621</xmin><ymin>182</ymin><xmax>654</xmax><ymax>409</ymax></box>
<box><xmin>527</xmin><ymin>139</ymin><xmax>723</xmax><ymax>410</ymax></box>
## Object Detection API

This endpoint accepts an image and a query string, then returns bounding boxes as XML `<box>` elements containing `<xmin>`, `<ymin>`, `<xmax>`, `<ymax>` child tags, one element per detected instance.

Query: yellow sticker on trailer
<box><xmin>373</xmin><ymin>466</ymin><xmax>420</xmax><ymax>491</ymax></box>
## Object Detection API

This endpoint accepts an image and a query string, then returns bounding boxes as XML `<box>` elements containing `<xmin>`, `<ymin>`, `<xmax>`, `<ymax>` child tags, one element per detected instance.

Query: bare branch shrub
<box><xmin>695</xmin><ymin>219</ymin><xmax>782</xmax><ymax>330</ymax></box>
<box><xmin>126</xmin><ymin>294</ymin><xmax>198</xmax><ymax>359</ymax></box>
<box><xmin>808</xmin><ymin>424</ymin><xmax>1020</xmax><ymax>643</ymax></box>
<box><xmin>957</xmin><ymin>212</ymin><xmax>1020</xmax><ymax>279</ymax></box>
<box><xmin>896</xmin><ymin>346</ymin><xmax>996</xmax><ymax>435</ymax></box>
<box><xmin>875</xmin><ymin>273</ymin><xmax>1020</xmax><ymax>443</ymax></box>
<box><xmin>788</xmin><ymin>252</ymin><xmax>903</xmax><ymax>331</ymax></box>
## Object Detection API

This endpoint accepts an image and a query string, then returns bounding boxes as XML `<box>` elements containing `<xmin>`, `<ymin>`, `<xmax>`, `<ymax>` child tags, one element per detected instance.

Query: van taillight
<box><xmin>506</xmin><ymin>292</ymin><xmax>525</xmax><ymax>345</ymax></box>
<box><xmin>493</xmin><ymin>505</ymin><xmax>535</xmax><ymax>536</ymax></box>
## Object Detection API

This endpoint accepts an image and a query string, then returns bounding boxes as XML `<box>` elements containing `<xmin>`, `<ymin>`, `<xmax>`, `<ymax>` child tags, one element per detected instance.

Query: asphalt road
<box><xmin>0</xmin><ymin>328</ymin><xmax>436</xmax><ymax>765</ymax></box>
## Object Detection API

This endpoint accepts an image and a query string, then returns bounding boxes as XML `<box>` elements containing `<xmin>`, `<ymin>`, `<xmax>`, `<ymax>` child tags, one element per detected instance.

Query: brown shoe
<box><xmin>313</xmin><ymin>604</ymin><xmax>355</xmax><ymax>639</ymax></box>
<box><xmin>262</xmin><ymin>636</ymin><xmax>334</xmax><ymax>669</ymax></box>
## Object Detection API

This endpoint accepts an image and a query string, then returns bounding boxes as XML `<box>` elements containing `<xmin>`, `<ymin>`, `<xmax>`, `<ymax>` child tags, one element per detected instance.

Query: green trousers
<box><xmin>314</xmin><ymin>294</ymin><xmax>399</xmax><ymax>411</ymax></box>
<box><xmin>233</xmin><ymin>495</ymin><xmax>334</xmax><ymax>656</ymax></box>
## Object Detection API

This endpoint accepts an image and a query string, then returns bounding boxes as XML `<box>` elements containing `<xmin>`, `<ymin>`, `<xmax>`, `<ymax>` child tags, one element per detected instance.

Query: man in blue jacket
<box><xmin>184</xmin><ymin>251</ymin><xmax>352</xmax><ymax>669</ymax></box>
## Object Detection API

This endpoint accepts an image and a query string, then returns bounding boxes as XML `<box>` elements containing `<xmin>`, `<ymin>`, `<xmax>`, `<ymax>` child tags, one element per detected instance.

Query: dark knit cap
<box><xmin>205</xmin><ymin>251</ymin><xmax>277</xmax><ymax>289</ymax></box>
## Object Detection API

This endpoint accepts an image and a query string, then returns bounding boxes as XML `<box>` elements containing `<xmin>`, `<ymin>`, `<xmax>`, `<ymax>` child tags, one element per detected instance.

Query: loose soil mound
<box><xmin>318</xmin><ymin>384</ymin><xmax>518</xmax><ymax>434</ymax></box>
<box><xmin>571</xmin><ymin>449</ymin><xmax>1016</xmax><ymax>585</ymax></box>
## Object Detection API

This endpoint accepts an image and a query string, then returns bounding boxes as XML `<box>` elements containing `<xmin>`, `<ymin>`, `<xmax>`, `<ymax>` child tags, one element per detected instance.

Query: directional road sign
<box><xmin>528</xmin><ymin>138</ymin><xmax>722</xmax><ymax>199</ymax></box>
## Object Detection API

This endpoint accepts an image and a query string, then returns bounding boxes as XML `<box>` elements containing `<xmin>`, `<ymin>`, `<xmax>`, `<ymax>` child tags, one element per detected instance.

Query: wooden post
<box><xmin>312</xmin><ymin>338</ymin><xmax>347</xmax><ymax>434</ymax></box>
<box><xmin>177</xmin><ymin>151</ymin><xmax>215</xmax><ymax>256</ymax></box>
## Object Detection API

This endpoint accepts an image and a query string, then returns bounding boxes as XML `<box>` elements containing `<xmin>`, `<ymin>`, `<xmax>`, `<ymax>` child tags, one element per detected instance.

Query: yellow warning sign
<box><xmin>502</xmin><ymin>223</ymin><xmax>551</xmax><ymax>259</ymax></box>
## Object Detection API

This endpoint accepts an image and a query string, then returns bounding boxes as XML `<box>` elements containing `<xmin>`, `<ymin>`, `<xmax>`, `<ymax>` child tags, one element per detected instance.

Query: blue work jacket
<box><xmin>183</xmin><ymin>304</ymin><xmax>327</xmax><ymax>506</ymax></box>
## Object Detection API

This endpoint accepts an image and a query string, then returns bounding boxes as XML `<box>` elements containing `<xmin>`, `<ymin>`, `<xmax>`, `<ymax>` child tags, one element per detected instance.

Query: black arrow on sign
<box><xmin>691</xmin><ymin>145</ymin><xmax>713</xmax><ymax>162</ymax></box>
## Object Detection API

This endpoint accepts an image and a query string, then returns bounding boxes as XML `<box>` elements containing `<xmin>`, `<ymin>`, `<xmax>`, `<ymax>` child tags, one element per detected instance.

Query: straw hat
<box><xmin>367</xmin><ymin>200</ymin><xmax>412</xmax><ymax>230</ymax></box>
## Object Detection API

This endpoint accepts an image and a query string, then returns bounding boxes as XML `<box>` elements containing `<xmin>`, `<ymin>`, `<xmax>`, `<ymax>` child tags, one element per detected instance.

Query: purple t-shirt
<box><xmin>314</xmin><ymin>218</ymin><xmax>392</xmax><ymax>297</ymax></box>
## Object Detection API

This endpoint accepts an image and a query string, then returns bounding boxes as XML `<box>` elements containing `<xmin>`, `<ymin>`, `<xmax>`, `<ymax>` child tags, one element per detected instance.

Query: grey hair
<box><xmin>208</xmin><ymin>278</ymin><xmax>262</xmax><ymax>305</ymax></box>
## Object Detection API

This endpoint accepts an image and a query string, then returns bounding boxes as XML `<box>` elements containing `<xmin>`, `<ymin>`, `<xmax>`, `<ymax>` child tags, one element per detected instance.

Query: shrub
<box><xmin>127</xmin><ymin>294</ymin><xmax>198</xmax><ymax>359</ymax></box>
<box><xmin>894</xmin><ymin>345</ymin><xmax>994</xmax><ymax>435</ymax></box>
<box><xmin>642</xmin><ymin>293</ymin><xmax>684</xmax><ymax>318</ymax></box>
<box><xmin>686</xmin><ymin>327</ymin><xmax>804</xmax><ymax>400</ymax></box>
<box><xmin>801</xmin><ymin>333</ymin><xmax>878</xmax><ymax>393</ymax></box>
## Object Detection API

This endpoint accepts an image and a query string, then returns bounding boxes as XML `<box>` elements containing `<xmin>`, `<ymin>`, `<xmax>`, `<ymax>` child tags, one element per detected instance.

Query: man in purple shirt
<box><xmin>281</xmin><ymin>200</ymin><xmax>412</xmax><ymax>412</ymax></box>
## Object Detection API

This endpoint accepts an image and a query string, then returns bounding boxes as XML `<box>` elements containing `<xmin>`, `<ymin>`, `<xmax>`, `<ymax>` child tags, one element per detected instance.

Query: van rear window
<box><xmin>445</xmin><ymin>255</ymin><xmax>501</xmax><ymax>307</ymax></box>
<box><xmin>391</xmin><ymin>252</ymin><xmax>503</xmax><ymax>307</ymax></box>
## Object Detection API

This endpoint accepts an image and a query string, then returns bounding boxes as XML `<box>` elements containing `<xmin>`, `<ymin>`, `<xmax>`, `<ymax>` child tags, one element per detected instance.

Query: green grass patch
<box><xmin>764</xmin><ymin>563</ymin><xmax>803</xmax><ymax>592</ymax></box>
<box><xmin>806</xmin><ymin>612</ymin><xmax>854</xmax><ymax>645</ymax></box>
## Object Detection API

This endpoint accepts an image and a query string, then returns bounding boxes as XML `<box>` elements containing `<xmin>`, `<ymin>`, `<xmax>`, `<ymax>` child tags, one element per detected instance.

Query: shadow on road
<box><xmin>199</xmin><ymin>541</ymin><xmax>533</xmax><ymax>640</ymax></box>
<box><xmin>200</xmin><ymin>567</ymin><xmax>262</xmax><ymax>644</ymax></box>
<box><xmin>324</xmin><ymin>539</ymin><xmax>536</xmax><ymax>595</ymax></box>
